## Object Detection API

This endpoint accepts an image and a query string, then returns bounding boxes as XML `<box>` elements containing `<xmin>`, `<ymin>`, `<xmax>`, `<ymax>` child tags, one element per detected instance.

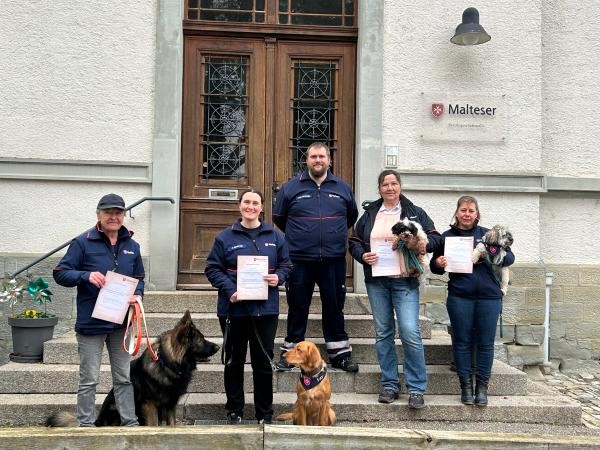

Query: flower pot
<box><xmin>8</xmin><ymin>316</ymin><xmax>58</xmax><ymax>363</ymax></box>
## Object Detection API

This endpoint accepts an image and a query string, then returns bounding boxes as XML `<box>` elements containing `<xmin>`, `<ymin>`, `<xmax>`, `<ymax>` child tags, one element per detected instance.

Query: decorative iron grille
<box><xmin>291</xmin><ymin>61</ymin><xmax>337</xmax><ymax>175</ymax></box>
<box><xmin>201</xmin><ymin>56</ymin><xmax>248</xmax><ymax>180</ymax></box>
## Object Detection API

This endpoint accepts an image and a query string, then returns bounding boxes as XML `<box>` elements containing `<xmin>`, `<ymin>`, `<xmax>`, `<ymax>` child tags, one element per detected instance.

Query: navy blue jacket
<box><xmin>53</xmin><ymin>225</ymin><xmax>145</xmax><ymax>335</ymax></box>
<box><xmin>272</xmin><ymin>170</ymin><xmax>358</xmax><ymax>261</ymax></box>
<box><xmin>205</xmin><ymin>220</ymin><xmax>293</xmax><ymax>318</ymax></box>
<box><xmin>430</xmin><ymin>224</ymin><xmax>515</xmax><ymax>300</ymax></box>
<box><xmin>349</xmin><ymin>196</ymin><xmax>442</xmax><ymax>282</ymax></box>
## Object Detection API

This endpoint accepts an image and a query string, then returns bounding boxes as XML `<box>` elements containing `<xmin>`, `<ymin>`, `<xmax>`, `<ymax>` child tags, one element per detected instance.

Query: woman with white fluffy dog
<box><xmin>349</xmin><ymin>170</ymin><xmax>441</xmax><ymax>409</ymax></box>
<box><xmin>430</xmin><ymin>195</ymin><xmax>515</xmax><ymax>406</ymax></box>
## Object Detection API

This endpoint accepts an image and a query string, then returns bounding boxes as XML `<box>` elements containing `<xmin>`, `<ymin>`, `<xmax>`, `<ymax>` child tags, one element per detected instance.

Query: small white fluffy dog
<box><xmin>472</xmin><ymin>225</ymin><xmax>514</xmax><ymax>295</ymax></box>
<box><xmin>391</xmin><ymin>217</ymin><xmax>429</xmax><ymax>275</ymax></box>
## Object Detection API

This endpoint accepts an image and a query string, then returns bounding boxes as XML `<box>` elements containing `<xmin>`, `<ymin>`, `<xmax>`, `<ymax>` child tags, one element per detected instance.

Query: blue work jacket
<box><xmin>205</xmin><ymin>220</ymin><xmax>292</xmax><ymax>318</ymax></box>
<box><xmin>272</xmin><ymin>170</ymin><xmax>358</xmax><ymax>261</ymax></box>
<box><xmin>53</xmin><ymin>224</ymin><xmax>145</xmax><ymax>335</ymax></box>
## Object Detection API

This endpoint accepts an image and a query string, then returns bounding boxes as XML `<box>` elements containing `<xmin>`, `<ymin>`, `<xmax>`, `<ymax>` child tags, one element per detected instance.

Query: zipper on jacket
<box><xmin>318</xmin><ymin>186</ymin><xmax>323</xmax><ymax>259</ymax></box>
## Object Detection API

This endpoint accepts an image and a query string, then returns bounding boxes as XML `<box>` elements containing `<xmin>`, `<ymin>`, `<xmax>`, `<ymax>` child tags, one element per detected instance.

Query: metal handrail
<box><xmin>10</xmin><ymin>196</ymin><xmax>175</xmax><ymax>278</ymax></box>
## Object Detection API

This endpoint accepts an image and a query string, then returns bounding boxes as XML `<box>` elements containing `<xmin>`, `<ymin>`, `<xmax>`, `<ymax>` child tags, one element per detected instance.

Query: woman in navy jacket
<box><xmin>53</xmin><ymin>193</ymin><xmax>144</xmax><ymax>427</ymax></box>
<box><xmin>205</xmin><ymin>190</ymin><xmax>292</xmax><ymax>424</ymax></box>
<box><xmin>430</xmin><ymin>195</ymin><xmax>515</xmax><ymax>407</ymax></box>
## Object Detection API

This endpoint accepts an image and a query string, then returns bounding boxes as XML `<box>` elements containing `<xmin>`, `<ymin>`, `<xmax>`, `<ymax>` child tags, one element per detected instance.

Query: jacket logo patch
<box><xmin>264</xmin><ymin>242</ymin><xmax>276</xmax><ymax>247</ymax></box>
<box><xmin>296</xmin><ymin>194</ymin><xmax>311</xmax><ymax>199</ymax></box>
<box><xmin>230</xmin><ymin>244</ymin><xmax>246</xmax><ymax>251</ymax></box>
<box><xmin>123</xmin><ymin>250</ymin><xmax>134</xmax><ymax>255</ymax></box>
<box><xmin>328</xmin><ymin>193</ymin><xmax>341</xmax><ymax>199</ymax></box>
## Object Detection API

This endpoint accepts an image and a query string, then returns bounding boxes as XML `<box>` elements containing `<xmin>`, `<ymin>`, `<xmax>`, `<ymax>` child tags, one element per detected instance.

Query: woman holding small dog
<box><xmin>430</xmin><ymin>195</ymin><xmax>515</xmax><ymax>406</ymax></box>
<box><xmin>206</xmin><ymin>190</ymin><xmax>292</xmax><ymax>424</ymax></box>
<box><xmin>349</xmin><ymin>170</ymin><xmax>441</xmax><ymax>409</ymax></box>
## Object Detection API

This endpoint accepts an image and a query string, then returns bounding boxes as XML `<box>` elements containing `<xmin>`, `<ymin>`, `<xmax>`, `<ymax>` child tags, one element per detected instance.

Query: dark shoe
<box><xmin>408</xmin><ymin>393</ymin><xmax>425</xmax><ymax>409</ymax></box>
<box><xmin>227</xmin><ymin>411</ymin><xmax>243</xmax><ymax>424</ymax></box>
<box><xmin>474</xmin><ymin>380</ymin><xmax>488</xmax><ymax>406</ymax></box>
<box><xmin>459</xmin><ymin>377</ymin><xmax>474</xmax><ymax>405</ymax></box>
<box><xmin>378</xmin><ymin>389</ymin><xmax>400</xmax><ymax>404</ymax></box>
<box><xmin>274</xmin><ymin>354</ymin><xmax>293</xmax><ymax>372</ymax></box>
<box><xmin>257</xmin><ymin>416</ymin><xmax>272</xmax><ymax>424</ymax></box>
<box><xmin>332</xmin><ymin>357</ymin><xmax>359</xmax><ymax>373</ymax></box>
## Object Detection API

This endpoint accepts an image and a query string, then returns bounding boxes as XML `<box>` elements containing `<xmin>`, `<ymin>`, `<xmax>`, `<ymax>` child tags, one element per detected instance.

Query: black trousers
<box><xmin>284</xmin><ymin>257</ymin><xmax>351</xmax><ymax>362</ymax></box>
<box><xmin>219</xmin><ymin>314</ymin><xmax>278</xmax><ymax>420</ymax></box>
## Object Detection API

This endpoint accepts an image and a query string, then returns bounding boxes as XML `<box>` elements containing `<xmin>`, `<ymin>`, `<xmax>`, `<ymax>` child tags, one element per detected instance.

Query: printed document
<box><xmin>444</xmin><ymin>236</ymin><xmax>474</xmax><ymax>273</ymax></box>
<box><xmin>237</xmin><ymin>255</ymin><xmax>269</xmax><ymax>300</ymax></box>
<box><xmin>370</xmin><ymin>238</ymin><xmax>402</xmax><ymax>277</ymax></box>
<box><xmin>92</xmin><ymin>271</ymin><xmax>138</xmax><ymax>323</ymax></box>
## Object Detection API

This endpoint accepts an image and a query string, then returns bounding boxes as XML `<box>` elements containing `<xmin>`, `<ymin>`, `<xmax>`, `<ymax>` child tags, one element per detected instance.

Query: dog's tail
<box><xmin>276</xmin><ymin>411</ymin><xmax>293</xmax><ymax>421</ymax></box>
<box><xmin>46</xmin><ymin>411</ymin><xmax>79</xmax><ymax>427</ymax></box>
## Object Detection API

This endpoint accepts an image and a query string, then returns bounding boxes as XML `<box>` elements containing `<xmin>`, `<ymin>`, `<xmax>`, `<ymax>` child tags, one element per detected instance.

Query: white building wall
<box><xmin>541</xmin><ymin>0</ymin><xmax>600</xmax><ymax>264</ymax></box>
<box><xmin>0</xmin><ymin>1</ymin><xmax>156</xmax><ymax>254</ymax></box>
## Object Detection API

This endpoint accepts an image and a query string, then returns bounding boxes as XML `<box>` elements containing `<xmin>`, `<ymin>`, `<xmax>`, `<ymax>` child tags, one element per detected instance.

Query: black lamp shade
<box><xmin>451</xmin><ymin>7</ymin><xmax>491</xmax><ymax>45</ymax></box>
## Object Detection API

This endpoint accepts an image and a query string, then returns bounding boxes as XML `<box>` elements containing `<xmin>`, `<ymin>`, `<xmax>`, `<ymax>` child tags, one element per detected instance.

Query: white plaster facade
<box><xmin>0</xmin><ymin>0</ymin><xmax>598</xmax><ymax>279</ymax></box>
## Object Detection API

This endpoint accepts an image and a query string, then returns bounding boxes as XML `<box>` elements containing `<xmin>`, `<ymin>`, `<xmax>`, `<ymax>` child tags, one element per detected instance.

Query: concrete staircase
<box><xmin>0</xmin><ymin>291</ymin><xmax>582</xmax><ymax>427</ymax></box>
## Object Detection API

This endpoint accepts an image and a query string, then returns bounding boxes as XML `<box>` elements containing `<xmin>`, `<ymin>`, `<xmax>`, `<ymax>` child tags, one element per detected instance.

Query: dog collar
<box><xmin>299</xmin><ymin>365</ymin><xmax>327</xmax><ymax>391</ymax></box>
<box><xmin>486</xmin><ymin>244</ymin><xmax>499</xmax><ymax>256</ymax></box>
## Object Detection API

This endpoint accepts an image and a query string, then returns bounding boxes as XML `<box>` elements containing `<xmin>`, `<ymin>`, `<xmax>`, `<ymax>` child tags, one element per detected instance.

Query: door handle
<box><xmin>272</xmin><ymin>181</ymin><xmax>281</xmax><ymax>207</ymax></box>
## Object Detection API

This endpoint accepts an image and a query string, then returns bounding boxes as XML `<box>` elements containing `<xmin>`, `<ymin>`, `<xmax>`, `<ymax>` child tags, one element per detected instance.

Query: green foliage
<box><xmin>0</xmin><ymin>274</ymin><xmax>54</xmax><ymax>318</ymax></box>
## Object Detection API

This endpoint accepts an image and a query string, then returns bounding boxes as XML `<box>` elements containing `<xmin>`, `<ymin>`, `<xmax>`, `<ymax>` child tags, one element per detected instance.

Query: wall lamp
<box><xmin>450</xmin><ymin>7</ymin><xmax>491</xmax><ymax>45</ymax></box>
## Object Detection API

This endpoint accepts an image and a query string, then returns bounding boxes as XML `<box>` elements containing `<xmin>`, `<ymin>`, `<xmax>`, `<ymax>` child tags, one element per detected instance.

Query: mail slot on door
<box><xmin>208</xmin><ymin>189</ymin><xmax>238</xmax><ymax>200</ymax></box>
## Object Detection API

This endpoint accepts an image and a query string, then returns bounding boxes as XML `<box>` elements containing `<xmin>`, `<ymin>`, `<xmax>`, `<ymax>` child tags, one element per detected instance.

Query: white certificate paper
<box><xmin>444</xmin><ymin>236</ymin><xmax>474</xmax><ymax>273</ymax></box>
<box><xmin>92</xmin><ymin>271</ymin><xmax>138</xmax><ymax>324</ymax></box>
<box><xmin>237</xmin><ymin>255</ymin><xmax>269</xmax><ymax>300</ymax></box>
<box><xmin>370</xmin><ymin>238</ymin><xmax>402</xmax><ymax>277</ymax></box>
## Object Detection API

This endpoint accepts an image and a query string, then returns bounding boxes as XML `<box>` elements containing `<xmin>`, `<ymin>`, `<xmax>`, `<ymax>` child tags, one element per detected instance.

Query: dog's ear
<box><xmin>391</xmin><ymin>222</ymin><xmax>401</xmax><ymax>235</ymax></box>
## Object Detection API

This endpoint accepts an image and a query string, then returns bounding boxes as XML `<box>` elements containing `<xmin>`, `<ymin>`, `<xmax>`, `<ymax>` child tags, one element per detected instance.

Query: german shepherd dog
<box><xmin>47</xmin><ymin>310</ymin><xmax>219</xmax><ymax>427</ymax></box>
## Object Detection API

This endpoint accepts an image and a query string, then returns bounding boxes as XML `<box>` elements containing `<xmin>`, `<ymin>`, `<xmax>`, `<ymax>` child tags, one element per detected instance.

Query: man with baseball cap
<box><xmin>53</xmin><ymin>193</ymin><xmax>144</xmax><ymax>426</ymax></box>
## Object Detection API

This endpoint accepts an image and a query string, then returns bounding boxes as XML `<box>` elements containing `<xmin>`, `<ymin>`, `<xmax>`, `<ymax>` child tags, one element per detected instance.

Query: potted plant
<box><xmin>0</xmin><ymin>274</ymin><xmax>58</xmax><ymax>363</ymax></box>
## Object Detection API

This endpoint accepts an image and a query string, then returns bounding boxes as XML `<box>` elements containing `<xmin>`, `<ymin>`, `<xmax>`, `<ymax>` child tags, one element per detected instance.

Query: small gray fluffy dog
<box><xmin>471</xmin><ymin>225</ymin><xmax>513</xmax><ymax>295</ymax></box>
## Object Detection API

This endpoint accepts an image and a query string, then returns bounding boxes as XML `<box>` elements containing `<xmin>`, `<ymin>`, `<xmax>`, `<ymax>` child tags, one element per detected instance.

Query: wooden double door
<box><xmin>178</xmin><ymin>36</ymin><xmax>356</xmax><ymax>287</ymax></box>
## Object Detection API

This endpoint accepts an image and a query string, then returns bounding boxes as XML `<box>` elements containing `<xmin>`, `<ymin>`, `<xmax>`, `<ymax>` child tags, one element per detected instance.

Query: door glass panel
<box><xmin>291</xmin><ymin>61</ymin><xmax>337</xmax><ymax>175</ymax></box>
<box><xmin>279</xmin><ymin>0</ymin><xmax>355</xmax><ymax>26</ymax></box>
<box><xmin>202</xmin><ymin>56</ymin><xmax>248</xmax><ymax>180</ymax></box>
<box><xmin>187</xmin><ymin>0</ymin><xmax>266</xmax><ymax>22</ymax></box>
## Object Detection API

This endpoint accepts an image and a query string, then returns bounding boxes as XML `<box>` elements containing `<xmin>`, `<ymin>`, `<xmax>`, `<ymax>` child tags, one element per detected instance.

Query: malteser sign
<box><xmin>421</xmin><ymin>93</ymin><xmax>506</xmax><ymax>142</ymax></box>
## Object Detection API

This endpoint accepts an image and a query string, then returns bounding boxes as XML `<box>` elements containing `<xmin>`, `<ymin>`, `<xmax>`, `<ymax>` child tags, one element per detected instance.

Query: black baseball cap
<box><xmin>97</xmin><ymin>193</ymin><xmax>126</xmax><ymax>210</ymax></box>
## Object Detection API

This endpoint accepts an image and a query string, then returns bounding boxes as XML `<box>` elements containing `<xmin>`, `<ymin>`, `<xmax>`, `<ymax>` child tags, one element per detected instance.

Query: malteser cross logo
<box><xmin>431</xmin><ymin>103</ymin><xmax>444</xmax><ymax>117</ymax></box>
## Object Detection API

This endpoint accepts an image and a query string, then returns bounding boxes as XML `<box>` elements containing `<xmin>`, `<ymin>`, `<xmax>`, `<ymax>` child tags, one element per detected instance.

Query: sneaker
<box><xmin>227</xmin><ymin>412</ymin><xmax>243</xmax><ymax>424</ymax></box>
<box><xmin>378</xmin><ymin>389</ymin><xmax>400</xmax><ymax>404</ymax></box>
<box><xmin>274</xmin><ymin>354</ymin><xmax>293</xmax><ymax>371</ymax></box>
<box><xmin>331</xmin><ymin>357</ymin><xmax>359</xmax><ymax>373</ymax></box>
<box><xmin>257</xmin><ymin>416</ymin><xmax>272</xmax><ymax>424</ymax></box>
<box><xmin>408</xmin><ymin>393</ymin><xmax>425</xmax><ymax>410</ymax></box>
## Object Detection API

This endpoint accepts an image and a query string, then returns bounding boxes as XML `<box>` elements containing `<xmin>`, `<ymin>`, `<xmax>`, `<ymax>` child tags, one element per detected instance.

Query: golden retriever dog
<box><xmin>276</xmin><ymin>341</ymin><xmax>336</xmax><ymax>426</ymax></box>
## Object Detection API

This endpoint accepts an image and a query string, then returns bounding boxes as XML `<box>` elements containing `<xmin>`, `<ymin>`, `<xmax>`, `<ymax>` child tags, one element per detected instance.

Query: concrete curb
<box><xmin>1</xmin><ymin>425</ymin><xmax>600</xmax><ymax>449</ymax></box>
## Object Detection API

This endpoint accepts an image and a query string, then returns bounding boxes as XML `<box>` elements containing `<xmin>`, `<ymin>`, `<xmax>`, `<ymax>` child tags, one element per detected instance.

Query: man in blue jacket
<box><xmin>273</xmin><ymin>142</ymin><xmax>359</xmax><ymax>372</ymax></box>
<box><xmin>53</xmin><ymin>193</ymin><xmax>145</xmax><ymax>427</ymax></box>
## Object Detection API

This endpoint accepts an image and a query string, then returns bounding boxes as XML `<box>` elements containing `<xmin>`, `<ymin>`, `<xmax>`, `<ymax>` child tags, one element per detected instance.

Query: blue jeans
<box><xmin>366</xmin><ymin>277</ymin><xmax>427</xmax><ymax>394</ymax></box>
<box><xmin>446</xmin><ymin>295</ymin><xmax>501</xmax><ymax>382</ymax></box>
<box><xmin>76</xmin><ymin>328</ymin><xmax>138</xmax><ymax>426</ymax></box>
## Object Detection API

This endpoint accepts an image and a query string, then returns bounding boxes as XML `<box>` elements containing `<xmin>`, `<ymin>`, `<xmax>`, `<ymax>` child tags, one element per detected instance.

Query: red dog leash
<box><xmin>122</xmin><ymin>297</ymin><xmax>158</xmax><ymax>361</ymax></box>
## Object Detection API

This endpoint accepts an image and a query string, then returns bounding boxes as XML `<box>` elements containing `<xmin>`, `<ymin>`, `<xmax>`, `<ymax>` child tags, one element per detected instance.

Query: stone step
<box><xmin>143</xmin><ymin>291</ymin><xmax>373</xmax><ymax>315</ymax></box>
<box><xmin>43</xmin><ymin>333</ymin><xmax>451</xmax><ymax>365</ymax></box>
<box><xmin>0</xmin><ymin>360</ymin><xmax>527</xmax><ymax>396</ymax></box>
<box><xmin>0</xmin><ymin>390</ymin><xmax>581</xmax><ymax>426</ymax></box>
<box><xmin>128</xmin><ymin>313</ymin><xmax>432</xmax><ymax>340</ymax></box>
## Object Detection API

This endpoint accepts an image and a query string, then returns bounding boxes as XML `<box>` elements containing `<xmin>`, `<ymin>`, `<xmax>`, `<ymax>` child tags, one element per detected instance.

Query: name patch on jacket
<box><xmin>228</xmin><ymin>244</ymin><xmax>247</xmax><ymax>252</ymax></box>
<box><xmin>123</xmin><ymin>250</ymin><xmax>135</xmax><ymax>255</ymax></box>
<box><xmin>328</xmin><ymin>193</ymin><xmax>341</xmax><ymax>199</ymax></box>
<box><xmin>296</xmin><ymin>194</ymin><xmax>311</xmax><ymax>200</ymax></box>
<box><xmin>264</xmin><ymin>242</ymin><xmax>276</xmax><ymax>247</ymax></box>
<box><xmin>299</xmin><ymin>366</ymin><xmax>327</xmax><ymax>391</ymax></box>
